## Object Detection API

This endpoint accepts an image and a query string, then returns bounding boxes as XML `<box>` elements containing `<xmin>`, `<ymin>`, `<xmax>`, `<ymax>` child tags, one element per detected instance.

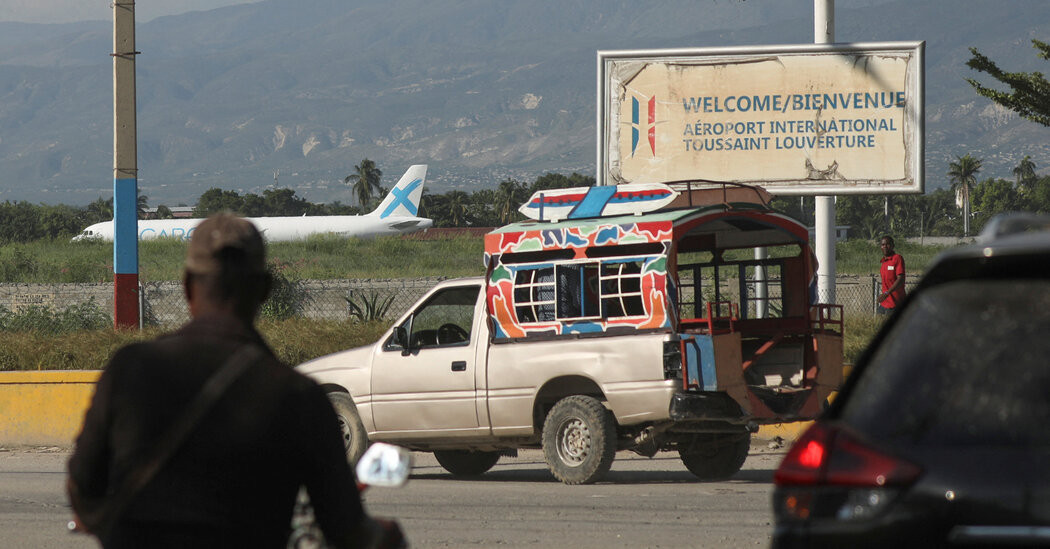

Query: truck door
<box><xmin>371</xmin><ymin>284</ymin><xmax>484</xmax><ymax>435</ymax></box>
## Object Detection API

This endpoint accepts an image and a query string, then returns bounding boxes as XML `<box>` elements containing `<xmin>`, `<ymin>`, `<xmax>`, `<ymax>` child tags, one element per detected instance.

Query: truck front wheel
<box><xmin>542</xmin><ymin>395</ymin><xmax>617</xmax><ymax>485</ymax></box>
<box><xmin>433</xmin><ymin>450</ymin><xmax>501</xmax><ymax>476</ymax></box>
<box><xmin>327</xmin><ymin>392</ymin><xmax>368</xmax><ymax>465</ymax></box>
<box><xmin>678</xmin><ymin>433</ymin><xmax>751</xmax><ymax>481</ymax></box>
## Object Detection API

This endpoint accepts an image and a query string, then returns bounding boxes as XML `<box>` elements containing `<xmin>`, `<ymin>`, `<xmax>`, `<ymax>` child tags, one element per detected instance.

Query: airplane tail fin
<box><xmin>367</xmin><ymin>165</ymin><xmax>428</xmax><ymax>218</ymax></box>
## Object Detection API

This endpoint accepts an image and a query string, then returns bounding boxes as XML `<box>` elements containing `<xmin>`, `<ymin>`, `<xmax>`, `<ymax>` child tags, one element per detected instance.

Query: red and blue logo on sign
<box><xmin>631</xmin><ymin>95</ymin><xmax>656</xmax><ymax>157</ymax></box>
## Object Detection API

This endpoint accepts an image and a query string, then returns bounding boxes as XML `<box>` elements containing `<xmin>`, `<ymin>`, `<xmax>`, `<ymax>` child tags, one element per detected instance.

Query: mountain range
<box><xmin>0</xmin><ymin>0</ymin><xmax>1048</xmax><ymax>206</ymax></box>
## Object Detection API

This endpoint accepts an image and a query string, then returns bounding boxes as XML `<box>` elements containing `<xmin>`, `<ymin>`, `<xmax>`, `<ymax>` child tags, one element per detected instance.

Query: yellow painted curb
<box><xmin>0</xmin><ymin>364</ymin><xmax>851</xmax><ymax>447</ymax></box>
<box><xmin>0</xmin><ymin>371</ymin><xmax>101</xmax><ymax>446</ymax></box>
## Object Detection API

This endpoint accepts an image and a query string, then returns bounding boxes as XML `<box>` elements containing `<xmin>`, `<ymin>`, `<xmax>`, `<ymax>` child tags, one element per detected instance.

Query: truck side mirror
<box><xmin>395</xmin><ymin>326</ymin><xmax>411</xmax><ymax>355</ymax></box>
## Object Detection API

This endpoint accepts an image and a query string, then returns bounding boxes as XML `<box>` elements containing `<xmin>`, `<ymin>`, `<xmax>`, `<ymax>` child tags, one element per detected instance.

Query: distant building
<box><xmin>808</xmin><ymin>225</ymin><xmax>850</xmax><ymax>242</ymax></box>
<box><xmin>143</xmin><ymin>206</ymin><xmax>195</xmax><ymax>219</ymax></box>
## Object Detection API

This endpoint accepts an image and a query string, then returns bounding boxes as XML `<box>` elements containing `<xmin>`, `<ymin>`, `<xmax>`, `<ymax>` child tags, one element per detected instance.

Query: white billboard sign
<box><xmin>598</xmin><ymin>42</ymin><xmax>924</xmax><ymax>195</ymax></box>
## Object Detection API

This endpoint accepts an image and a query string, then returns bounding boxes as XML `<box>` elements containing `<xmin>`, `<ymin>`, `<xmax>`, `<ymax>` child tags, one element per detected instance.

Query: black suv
<box><xmin>772</xmin><ymin>214</ymin><xmax>1050</xmax><ymax>548</ymax></box>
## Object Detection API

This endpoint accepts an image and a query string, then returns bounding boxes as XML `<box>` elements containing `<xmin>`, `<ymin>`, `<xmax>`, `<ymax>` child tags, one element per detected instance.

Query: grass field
<box><xmin>1</xmin><ymin>314</ymin><xmax>884</xmax><ymax>371</ymax></box>
<box><xmin>0</xmin><ymin>318</ymin><xmax>391</xmax><ymax>371</ymax></box>
<box><xmin>0</xmin><ymin>235</ymin><xmax>948</xmax><ymax>283</ymax></box>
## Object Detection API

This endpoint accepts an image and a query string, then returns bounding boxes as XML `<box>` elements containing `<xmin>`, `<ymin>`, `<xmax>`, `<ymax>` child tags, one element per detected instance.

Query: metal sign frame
<box><xmin>597</xmin><ymin>42</ymin><xmax>924</xmax><ymax>195</ymax></box>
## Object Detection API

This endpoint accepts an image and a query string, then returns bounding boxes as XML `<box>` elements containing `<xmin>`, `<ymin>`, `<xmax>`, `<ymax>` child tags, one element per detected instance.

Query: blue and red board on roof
<box><xmin>518</xmin><ymin>182</ymin><xmax>678</xmax><ymax>221</ymax></box>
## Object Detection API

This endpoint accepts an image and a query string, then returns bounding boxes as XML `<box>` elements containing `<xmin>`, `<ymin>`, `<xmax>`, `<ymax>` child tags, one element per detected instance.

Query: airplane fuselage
<box><xmin>75</xmin><ymin>215</ymin><xmax>432</xmax><ymax>242</ymax></box>
<box><xmin>74</xmin><ymin>164</ymin><xmax>432</xmax><ymax>243</ymax></box>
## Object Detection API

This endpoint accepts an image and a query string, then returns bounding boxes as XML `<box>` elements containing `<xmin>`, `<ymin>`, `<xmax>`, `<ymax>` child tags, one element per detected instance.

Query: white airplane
<box><xmin>74</xmin><ymin>165</ymin><xmax>432</xmax><ymax>242</ymax></box>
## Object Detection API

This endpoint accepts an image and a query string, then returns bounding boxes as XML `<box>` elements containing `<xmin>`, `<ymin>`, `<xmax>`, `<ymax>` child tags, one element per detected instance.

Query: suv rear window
<box><xmin>840</xmin><ymin>279</ymin><xmax>1050</xmax><ymax>447</ymax></box>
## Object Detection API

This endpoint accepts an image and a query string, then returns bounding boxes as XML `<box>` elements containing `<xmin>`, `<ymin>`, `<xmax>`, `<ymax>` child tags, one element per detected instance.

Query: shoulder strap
<box><xmin>95</xmin><ymin>345</ymin><xmax>263</xmax><ymax>536</ymax></box>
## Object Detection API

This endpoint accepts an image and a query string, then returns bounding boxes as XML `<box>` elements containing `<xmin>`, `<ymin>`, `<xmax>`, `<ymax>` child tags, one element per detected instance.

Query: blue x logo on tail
<box><xmin>380</xmin><ymin>179</ymin><xmax>423</xmax><ymax>218</ymax></box>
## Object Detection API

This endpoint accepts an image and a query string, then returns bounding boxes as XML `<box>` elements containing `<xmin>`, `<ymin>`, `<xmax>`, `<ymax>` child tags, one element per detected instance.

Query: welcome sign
<box><xmin>598</xmin><ymin>43</ymin><xmax>924</xmax><ymax>195</ymax></box>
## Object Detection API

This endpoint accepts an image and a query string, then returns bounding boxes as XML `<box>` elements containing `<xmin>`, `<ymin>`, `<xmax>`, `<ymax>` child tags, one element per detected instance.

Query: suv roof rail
<box><xmin>977</xmin><ymin>212</ymin><xmax>1050</xmax><ymax>243</ymax></box>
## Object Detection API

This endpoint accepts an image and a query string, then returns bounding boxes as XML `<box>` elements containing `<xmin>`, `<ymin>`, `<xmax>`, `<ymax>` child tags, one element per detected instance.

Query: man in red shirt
<box><xmin>877</xmin><ymin>235</ymin><xmax>906</xmax><ymax>314</ymax></box>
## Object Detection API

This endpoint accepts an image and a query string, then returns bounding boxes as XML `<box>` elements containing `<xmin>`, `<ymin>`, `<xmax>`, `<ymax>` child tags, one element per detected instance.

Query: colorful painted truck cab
<box><xmin>299</xmin><ymin>184</ymin><xmax>843</xmax><ymax>485</ymax></box>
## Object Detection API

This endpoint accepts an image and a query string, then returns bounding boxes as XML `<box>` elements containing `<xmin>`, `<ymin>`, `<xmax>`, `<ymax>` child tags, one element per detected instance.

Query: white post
<box><xmin>814</xmin><ymin>0</ymin><xmax>836</xmax><ymax>304</ymax></box>
<box><xmin>754</xmin><ymin>247</ymin><xmax>768</xmax><ymax>319</ymax></box>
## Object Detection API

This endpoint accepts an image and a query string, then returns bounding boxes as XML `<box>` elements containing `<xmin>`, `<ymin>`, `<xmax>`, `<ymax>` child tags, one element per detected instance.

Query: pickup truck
<box><xmin>299</xmin><ymin>184</ymin><xmax>843</xmax><ymax>484</ymax></box>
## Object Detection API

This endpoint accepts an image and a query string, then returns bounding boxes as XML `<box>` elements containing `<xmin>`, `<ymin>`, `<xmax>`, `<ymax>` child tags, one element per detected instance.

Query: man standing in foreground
<box><xmin>68</xmin><ymin>214</ymin><xmax>380</xmax><ymax>548</ymax></box>
<box><xmin>877</xmin><ymin>235</ymin><xmax>906</xmax><ymax>314</ymax></box>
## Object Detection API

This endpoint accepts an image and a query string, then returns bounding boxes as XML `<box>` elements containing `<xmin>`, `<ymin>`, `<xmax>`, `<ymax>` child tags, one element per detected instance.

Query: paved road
<box><xmin>0</xmin><ymin>444</ymin><xmax>786</xmax><ymax>548</ymax></box>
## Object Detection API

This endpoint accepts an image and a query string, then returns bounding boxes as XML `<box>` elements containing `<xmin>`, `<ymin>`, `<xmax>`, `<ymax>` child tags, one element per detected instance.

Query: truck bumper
<box><xmin>668</xmin><ymin>391</ymin><xmax>746</xmax><ymax>422</ymax></box>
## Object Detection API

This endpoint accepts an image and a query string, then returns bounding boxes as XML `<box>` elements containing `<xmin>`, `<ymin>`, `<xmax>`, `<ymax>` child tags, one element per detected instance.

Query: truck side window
<box><xmin>512</xmin><ymin>260</ymin><xmax>650</xmax><ymax>324</ymax></box>
<box><xmin>600</xmin><ymin>261</ymin><xmax>645</xmax><ymax>318</ymax></box>
<box><xmin>514</xmin><ymin>268</ymin><xmax>555</xmax><ymax>322</ymax></box>
<box><xmin>555</xmin><ymin>264</ymin><xmax>600</xmax><ymax>319</ymax></box>
<box><xmin>388</xmin><ymin>285</ymin><xmax>480</xmax><ymax>350</ymax></box>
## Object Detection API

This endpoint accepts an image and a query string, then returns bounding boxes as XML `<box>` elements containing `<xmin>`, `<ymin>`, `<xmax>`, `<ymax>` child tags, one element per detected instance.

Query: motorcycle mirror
<box><xmin>355</xmin><ymin>443</ymin><xmax>413</xmax><ymax>488</ymax></box>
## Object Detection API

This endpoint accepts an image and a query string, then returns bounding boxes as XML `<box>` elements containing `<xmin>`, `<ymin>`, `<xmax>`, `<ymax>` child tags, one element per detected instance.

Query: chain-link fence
<box><xmin>142</xmin><ymin>278</ymin><xmax>447</xmax><ymax>327</ymax></box>
<box><xmin>816</xmin><ymin>275</ymin><xmax>920</xmax><ymax>316</ymax></box>
<box><xmin>0</xmin><ymin>275</ymin><xmax>914</xmax><ymax>329</ymax></box>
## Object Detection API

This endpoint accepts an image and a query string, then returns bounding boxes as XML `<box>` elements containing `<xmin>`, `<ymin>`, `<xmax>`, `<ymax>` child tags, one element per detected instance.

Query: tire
<box><xmin>541</xmin><ymin>395</ymin><xmax>617</xmax><ymax>485</ymax></box>
<box><xmin>433</xmin><ymin>450</ymin><xmax>501</xmax><ymax>476</ymax></box>
<box><xmin>678</xmin><ymin>433</ymin><xmax>751</xmax><ymax>481</ymax></box>
<box><xmin>327</xmin><ymin>392</ymin><xmax>368</xmax><ymax>465</ymax></box>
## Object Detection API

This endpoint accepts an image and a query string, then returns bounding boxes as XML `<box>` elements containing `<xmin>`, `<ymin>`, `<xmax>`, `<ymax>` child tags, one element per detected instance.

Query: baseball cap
<box><xmin>184</xmin><ymin>213</ymin><xmax>266</xmax><ymax>275</ymax></box>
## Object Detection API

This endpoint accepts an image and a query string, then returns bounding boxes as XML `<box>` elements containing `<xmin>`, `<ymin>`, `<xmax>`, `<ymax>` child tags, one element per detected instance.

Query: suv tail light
<box><xmin>773</xmin><ymin>422</ymin><xmax>921</xmax><ymax>522</ymax></box>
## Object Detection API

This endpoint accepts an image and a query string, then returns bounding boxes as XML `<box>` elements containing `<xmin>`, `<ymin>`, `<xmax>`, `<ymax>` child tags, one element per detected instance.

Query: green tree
<box><xmin>971</xmin><ymin>177</ymin><xmax>1021</xmax><ymax>231</ymax></box>
<box><xmin>444</xmin><ymin>190</ymin><xmax>471</xmax><ymax>227</ymax></box>
<box><xmin>241</xmin><ymin>194</ymin><xmax>267</xmax><ymax>217</ymax></box>
<box><xmin>836</xmin><ymin>196</ymin><xmax>886</xmax><ymax>239</ymax></box>
<box><xmin>1014</xmin><ymin>155</ymin><xmax>1038</xmax><ymax>197</ymax></box>
<box><xmin>468</xmin><ymin>188</ymin><xmax>499</xmax><ymax>226</ymax></box>
<box><xmin>1030</xmin><ymin>175</ymin><xmax>1050</xmax><ymax>213</ymax></box>
<box><xmin>923</xmin><ymin>189</ymin><xmax>962</xmax><ymax>236</ymax></box>
<box><xmin>86</xmin><ymin>197</ymin><xmax>113</xmax><ymax>223</ymax></box>
<box><xmin>967</xmin><ymin>40</ymin><xmax>1050</xmax><ymax>127</ymax></box>
<box><xmin>193</xmin><ymin>188</ymin><xmax>244</xmax><ymax>217</ymax></box>
<box><xmin>495</xmin><ymin>179</ymin><xmax>527</xmax><ymax>224</ymax></box>
<box><xmin>947</xmin><ymin>154</ymin><xmax>983</xmax><ymax>236</ymax></box>
<box><xmin>0</xmin><ymin>201</ymin><xmax>42</xmax><ymax>243</ymax></box>
<box><xmin>154</xmin><ymin>205</ymin><xmax>174</xmax><ymax>219</ymax></box>
<box><xmin>39</xmin><ymin>204</ymin><xmax>85</xmax><ymax>239</ymax></box>
<box><xmin>323</xmin><ymin>201</ymin><xmax>359</xmax><ymax>215</ymax></box>
<box><xmin>137</xmin><ymin>194</ymin><xmax>149</xmax><ymax>218</ymax></box>
<box><xmin>344</xmin><ymin>158</ymin><xmax>383</xmax><ymax>209</ymax></box>
<box><xmin>262</xmin><ymin>188</ymin><xmax>310</xmax><ymax>216</ymax></box>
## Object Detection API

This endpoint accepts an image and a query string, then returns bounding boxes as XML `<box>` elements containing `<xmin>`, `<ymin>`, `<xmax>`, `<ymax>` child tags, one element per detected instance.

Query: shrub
<box><xmin>345</xmin><ymin>291</ymin><xmax>395</xmax><ymax>321</ymax></box>
<box><xmin>0</xmin><ymin>299</ymin><xmax>110</xmax><ymax>334</ymax></box>
<box><xmin>261</xmin><ymin>260</ymin><xmax>310</xmax><ymax>320</ymax></box>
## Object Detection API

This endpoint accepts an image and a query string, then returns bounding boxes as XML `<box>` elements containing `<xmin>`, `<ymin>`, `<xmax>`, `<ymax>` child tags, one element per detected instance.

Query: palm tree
<box><xmin>1013</xmin><ymin>155</ymin><xmax>1038</xmax><ymax>195</ymax></box>
<box><xmin>344</xmin><ymin>159</ymin><xmax>383</xmax><ymax>210</ymax></box>
<box><xmin>948</xmin><ymin>154</ymin><xmax>983</xmax><ymax>236</ymax></box>
<box><xmin>495</xmin><ymin>179</ymin><xmax>526</xmax><ymax>224</ymax></box>
<box><xmin>86</xmin><ymin>197</ymin><xmax>114</xmax><ymax>222</ymax></box>
<box><xmin>445</xmin><ymin>190</ymin><xmax>470</xmax><ymax>227</ymax></box>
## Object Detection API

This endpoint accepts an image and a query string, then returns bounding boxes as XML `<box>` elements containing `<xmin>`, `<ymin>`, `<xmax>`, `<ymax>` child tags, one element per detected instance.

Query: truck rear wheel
<box><xmin>678</xmin><ymin>433</ymin><xmax>751</xmax><ymax>481</ymax></box>
<box><xmin>433</xmin><ymin>450</ymin><xmax>501</xmax><ymax>476</ymax></box>
<box><xmin>542</xmin><ymin>395</ymin><xmax>617</xmax><ymax>485</ymax></box>
<box><xmin>327</xmin><ymin>392</ymin><xmax>368</xmax><ymax>466</ymax></box>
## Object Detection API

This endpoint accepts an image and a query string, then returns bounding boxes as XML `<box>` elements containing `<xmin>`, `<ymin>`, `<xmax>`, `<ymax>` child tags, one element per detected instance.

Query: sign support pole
<box><xmin>113</xmin><ymin>1</ymin><xmax>140</xmax><ymax>328</ymax></box>
<box><xmin>814</xmin><ymin>0</ymin><xmax>836</xmax><ymax>304</ymax></box>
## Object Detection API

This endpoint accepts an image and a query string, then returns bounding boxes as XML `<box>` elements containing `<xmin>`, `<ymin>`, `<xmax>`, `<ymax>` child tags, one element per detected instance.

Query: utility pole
<box><xmin>113</xmin><ymin>1</ymin><xmax>139</xmax><ymax>328</ymax></box>
<box><xmin>814</xmin><ymin>0</ymin><xmax>836</xmax><ymax>304</ymax></box>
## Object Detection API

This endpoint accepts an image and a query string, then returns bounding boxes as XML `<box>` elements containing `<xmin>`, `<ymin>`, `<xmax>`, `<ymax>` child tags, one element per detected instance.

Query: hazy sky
<box><xmin>0</xmin><ymin>0</ymin><xmax>261</xmax><ymax>24</ymax></box>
